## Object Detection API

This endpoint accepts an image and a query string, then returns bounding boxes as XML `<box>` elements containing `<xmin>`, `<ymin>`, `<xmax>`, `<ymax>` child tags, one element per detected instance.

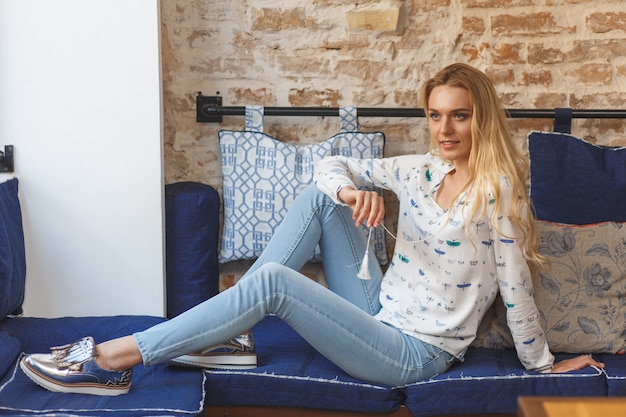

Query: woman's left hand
<box><xmin>551</xmin><ymin>355</ymin><xmax>605</xmax><ymax>373</ymax></box>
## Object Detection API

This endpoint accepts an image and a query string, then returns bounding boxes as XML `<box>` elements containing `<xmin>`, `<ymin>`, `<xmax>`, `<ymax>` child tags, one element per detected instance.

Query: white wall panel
<box><xmin>0</xmin><ymin>0</ymin><xmax>165</xmax><ymax>317</ymax></box>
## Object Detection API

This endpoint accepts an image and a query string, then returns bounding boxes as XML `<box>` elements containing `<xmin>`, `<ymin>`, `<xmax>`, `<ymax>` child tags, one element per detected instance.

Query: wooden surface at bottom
<box><xmin>518</xmin><ymin>397</ymin><xmax>626</xmax><ymax>417</ymax></box>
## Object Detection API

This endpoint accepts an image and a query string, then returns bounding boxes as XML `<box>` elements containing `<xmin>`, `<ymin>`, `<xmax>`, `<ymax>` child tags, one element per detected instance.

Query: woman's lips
<box><xmin>440</xmin><ymin>141</ymin><xmax>460</xmax><ymax>149</ymax></box>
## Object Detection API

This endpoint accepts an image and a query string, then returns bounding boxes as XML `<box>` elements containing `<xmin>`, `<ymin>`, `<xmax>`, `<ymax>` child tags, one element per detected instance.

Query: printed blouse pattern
<box><xmin>315</xmin><ymin>154</ymin><xmax>554</xmax><ymax>372</ymax></box>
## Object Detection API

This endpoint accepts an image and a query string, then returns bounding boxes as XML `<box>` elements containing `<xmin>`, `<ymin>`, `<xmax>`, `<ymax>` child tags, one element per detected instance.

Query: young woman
<box><xmin>21</xmin><ymin>63</ymin><xmax>602</xmax><ymax>396</ymax></box>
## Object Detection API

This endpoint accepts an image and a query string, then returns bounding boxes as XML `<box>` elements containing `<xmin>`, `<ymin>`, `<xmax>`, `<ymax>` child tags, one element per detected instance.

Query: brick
<box><xmin>529</xmin><ymin>40</ymin><xmax>626</xmax><ymax>65</ymax></box>
<box><xmin>485</xmin><ymin>68</ymin><xmax>515</xmax><ymax>85</ymax></box>
<box><xmin>570</xmin><ymin>92</ymin><xmax>626</xmax><ymax>109</ymax></box>
<box><xmin>567</xmin><ymin>63</ymin><xmax>612</xmax><ymax>85</ymax></box>
<box><xmin>462</xmin><ymin>44</ymin><xmax>480</xmax><ymax>61</ymax></box>
<box><xmin>608</xmin><ymin>137</ymin><xmax>626</xmax><ymax>147</ymax></box>
<box><xmin>406</xmin><ymin>0</ymin><xmax>452</xmax><ymax>14</ymax></box>
<box><xmin>534</xmin><ymin>93</ymin><xmax>568</xmax><ymax>109</ymax></box>
<box><xmin>587</xmin><ymin>12</ymin><xmax>626</xmax><ymax>33</ymax></box>
<box><xmin>395</xmin><ymin>27</ymin><xmax>429</xmax><ymax>49</ymax></box>
<box><xmin>579</xmin><ymin>119</ymin><xmax>626</xmax><ymax>136</ymax></box>
<box><xmin>276</xmin><ymin>55</ymin><xmax>333</xmax><ymax>77</ymax></box>
<box><xmin>566</xmin><ymin>39</ymin><xmax>626</xmax><ymax>62</ymax></box>
<box><xmin>462</xmin><ymin>16</ymin><xmax>486</xmax><ymax>35</ymax></box>
<box><xmin>509</xmin><ymin>119</ymin><xmax>554</xmax><ymax>136</ymax></box>
<box><xmin>498</xmin><ymin>92</ymin><xmax>521</xmax><ymax>107</ymax></box>
<box><xmin>528</xmin><ymin>44</ymin><xmax>565</xmax><ymax>65</ymax></box>
<box><xmin>220</xmin><ymin>274</ymin><xmax>236</xmax><ymax>291</ymax></box>
<box><xmin>322</xmin><ymin>35</ymin><xmax>371</xmax><ymax>50</ymax></box>
<box><xmin>228</xmin><ymin>87</ymin><xmax>276</xmax><ymax>106</ymax></box>
<box><xmin>461</xmin><ymin>43</ymin><xmax>488</xmax><ymax>61</ymax></box>
<box><xmin>491</xmin><ymin>12</ymin><xmax>575</xmax><ymax>36</ymax></box>
<box><xmin>336</xmin><ymin>59</ymin><xmax>389</xmax><ymax>82</ymax></box>
<box><xmin>250</xmin><ymin>8</ymin><xmax>310</xmax><ymax>31</ymax></box>
<box><xmin>522</xmin><ymin>70</ymin><xmax>553</xmax><ymax>86</ymax></box>
<box><xmin>352</xmin><ymin>89</ymin><xmax>386</xmax><ymax>106</ymax></box>
<box><xmin>345</xmin><ymin>2</ymin><xmax>407</xmax><ymax>34</ymax></box>
<box><xmin>394</xmin><ymin>90</ymin><xmax>420</xmax><ymax>107</ymax></box>
<box><xmin>492</xmin><ymin>43</ymin><xmax>524</xmax><ymax>65</ymax></box>
<box><xmin>189</xmin><ymin>57</ymin><xmax>256</xmax><ymax>76</ymax></box>
<box><xmin>288</xmin><ymin>88</ymin><xmax>343</xmax><ymax>107</ymax></box>
<box><xmin>545</xmin><ymin>0</ymin><xmax>598</xmax><ymax>4</ymax></box>
<box><xmin>464</xmin><ymin>0</ymin><xmax>541</xmax><ymax>6</ymax></box>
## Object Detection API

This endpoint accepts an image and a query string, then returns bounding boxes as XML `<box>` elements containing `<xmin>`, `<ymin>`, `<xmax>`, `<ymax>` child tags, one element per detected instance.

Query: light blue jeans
<box><xmin>134</xmin><ymin>184</ymin><xmax>456</xmax><ymax>386</ymax></box>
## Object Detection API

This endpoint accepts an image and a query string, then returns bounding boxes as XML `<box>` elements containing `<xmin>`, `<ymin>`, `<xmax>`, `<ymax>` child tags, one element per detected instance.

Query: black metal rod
<box><xmin>199</xmin><ymin>105</ymin><xmax>626</xmax><ymax>120</ymax></box>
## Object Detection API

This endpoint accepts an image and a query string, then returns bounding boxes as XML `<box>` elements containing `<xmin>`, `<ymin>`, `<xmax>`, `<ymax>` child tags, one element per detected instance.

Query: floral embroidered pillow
<box><xmin>533</xmin><ymin>220</ymin><xmax>626</xmax><ymax>353</ymax></box>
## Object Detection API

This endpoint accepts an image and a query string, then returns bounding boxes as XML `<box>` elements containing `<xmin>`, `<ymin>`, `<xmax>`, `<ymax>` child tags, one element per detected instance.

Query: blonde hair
<box><xmin>421</xmin><ymin>63</ymin><xmax>543</xmax><ymax>265</ymax></box>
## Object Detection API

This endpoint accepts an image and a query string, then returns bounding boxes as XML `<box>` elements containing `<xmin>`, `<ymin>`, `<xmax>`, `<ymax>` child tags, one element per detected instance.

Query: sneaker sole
<box><xmin>171</xmin><ymin>353</ymin><xmax>257</xmax><ymax>369</ymax></box>
<box><xmin>20</xmin><ymin>357</ymin><xmax>130</xmax><ymax>396</ymax></box>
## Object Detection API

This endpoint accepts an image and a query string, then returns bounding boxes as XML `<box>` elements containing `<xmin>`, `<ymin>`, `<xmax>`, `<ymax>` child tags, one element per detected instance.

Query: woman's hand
<box><xmin>550</xmin><ymin>354</ymin><xmax>605</xmax><ymax>373</ymax></box>
<box><xmin>337</xmin><ymin>187</ymin><xmax>385</xmax><ymax>229</ymax></box>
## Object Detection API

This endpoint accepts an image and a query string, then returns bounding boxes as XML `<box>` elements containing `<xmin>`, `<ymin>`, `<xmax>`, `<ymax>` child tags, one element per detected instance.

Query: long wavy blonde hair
<box><xmin>421</xmin><ymin>63</ymin><xmax>542</xmax><ymax>265</ymax></box>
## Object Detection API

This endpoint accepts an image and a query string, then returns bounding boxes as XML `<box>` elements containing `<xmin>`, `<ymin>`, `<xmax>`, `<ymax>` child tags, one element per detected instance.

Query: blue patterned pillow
<box><xmin>0</xmin><ymin>178</ymin><xmax>26</xmax><ymax>320</ymax></box>
<box><xmin>528</xmin><ymin>131</ymin><xmax>626</xmax><ymax>224</ymax></box>
<box><xmin>219</xmin><ymin>107</ymin><xmax>387</xmax><ymax>264</ymax></box>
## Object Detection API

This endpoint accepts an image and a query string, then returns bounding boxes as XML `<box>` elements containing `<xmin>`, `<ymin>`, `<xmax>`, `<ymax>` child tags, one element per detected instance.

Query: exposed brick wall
<box><xmin>160</xmin><ymin>0</ymin><xmax>626</xmax><ymax>282</ymax></box>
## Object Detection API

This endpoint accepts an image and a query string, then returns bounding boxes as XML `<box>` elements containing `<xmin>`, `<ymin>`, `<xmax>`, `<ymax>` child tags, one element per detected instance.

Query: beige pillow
<box><xmin>533</xmin><ymin>220</ymin><xmax>626</xmax><ymax>353</ymax></box>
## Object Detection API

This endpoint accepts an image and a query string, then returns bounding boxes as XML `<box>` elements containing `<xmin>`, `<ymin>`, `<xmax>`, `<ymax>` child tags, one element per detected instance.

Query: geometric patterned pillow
<box><xmin>533</xmin><ymin>220</ymin><xmax>626</xmax><ymax>353</ymax></box>
<box><xmin>219</xmin><ymin>106</ymin><xmax>387</xmax><ymax>264</ymax></box>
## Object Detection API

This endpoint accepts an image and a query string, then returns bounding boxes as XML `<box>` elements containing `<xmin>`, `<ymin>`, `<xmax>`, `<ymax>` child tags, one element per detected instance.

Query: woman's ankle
<box><xmin>94</xmin><ymin>336</ymin><xmax>142</xmax><ymax>371</ymax></box>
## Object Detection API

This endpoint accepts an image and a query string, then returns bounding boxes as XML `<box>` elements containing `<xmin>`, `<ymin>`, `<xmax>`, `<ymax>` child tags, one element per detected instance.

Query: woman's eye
<box><xmin>454</xmin><ymin>113</ymin><xmax>468</xmax><ymax>120</ymax></box>
<box><xmin>429</xmin><ymin>113</ymin><xmax>440</xmax><ymax>120</ymax></box>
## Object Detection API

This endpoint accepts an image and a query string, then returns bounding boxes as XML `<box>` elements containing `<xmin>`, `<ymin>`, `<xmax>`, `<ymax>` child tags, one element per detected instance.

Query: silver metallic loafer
<box><xmin>171</xmin><ymin>331</ymin><xmax>257</xmax><ymax>369</ymax></box>
<box><xmin>20</xmin><ymin>336</ymin><xmax>132</xmax><ymax>396</ymax></box>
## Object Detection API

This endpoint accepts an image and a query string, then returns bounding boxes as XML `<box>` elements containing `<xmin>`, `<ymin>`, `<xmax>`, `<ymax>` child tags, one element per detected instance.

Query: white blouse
<box><xmin>315</xmin><ymin>153</ymin><xmax>554</xmax><ymax>372</ymax></box>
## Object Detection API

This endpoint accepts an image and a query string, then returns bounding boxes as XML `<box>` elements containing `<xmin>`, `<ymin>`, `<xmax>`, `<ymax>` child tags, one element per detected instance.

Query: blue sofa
<box><xmin>201</xmin><ymin>129</ymin><xmax>626</xmax><ymax>417</ymax></box>
<box><xmin>2</xmin><ymin>127</ymin><xmax>625</xmax><ymax>416</ymax></box>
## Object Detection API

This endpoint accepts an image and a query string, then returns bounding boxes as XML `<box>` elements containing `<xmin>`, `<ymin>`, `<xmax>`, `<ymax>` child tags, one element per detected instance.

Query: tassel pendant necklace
<box><xmin>357</xmin><ymin>224</ymin><xmax>397</xmax><ymax>281</ymax></box>
<box><xmin>357</xmin><ymin>227</ymin><xmax>373</xmax><ymax>280</ymax></box>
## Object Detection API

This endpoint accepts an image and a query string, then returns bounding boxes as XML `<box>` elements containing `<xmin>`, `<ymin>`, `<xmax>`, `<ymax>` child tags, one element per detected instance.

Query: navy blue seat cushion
<box><xmin>0</xmin><ymin>315</ymin><xmax>205</xmax><ymax>416</ymax></box>
<box><xmin>204</xmin><ymin>315</ymin><xmax>404</xmax><ymax>413</ymax></box>
<box><xmin>0</xmin><ymin>330</ymin><xmax>20</xmax><ymax>379</ymax></box>
<box><xmin>598</xmin><ymin>353</ymin><xmax>626</xmax><ymax>396</ymax></box>
<box><xmin>528</xmin><ymin>131</ymin><xmax>626</xmax><ymax>224</ymax></box>
<box><xmin>403</xmin><ymin>348</ymin><xmax>606</xmax><ymax>417</ymax></box>
<box><xmin>0</xmin><ymin>178</ymin><xmax>26</xmax><ymax>319</ymax></box>
<box><xmin>165</xmin><ymin>182</ymin><xmax>220</xmax><ymax>318</ymax></box>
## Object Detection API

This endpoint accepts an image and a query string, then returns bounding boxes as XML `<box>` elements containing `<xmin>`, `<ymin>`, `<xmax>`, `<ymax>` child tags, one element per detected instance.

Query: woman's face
<box><xmin>427</xmin><ymin>85</ymin><xmax>473</xmax><ymax>167</ymax></box>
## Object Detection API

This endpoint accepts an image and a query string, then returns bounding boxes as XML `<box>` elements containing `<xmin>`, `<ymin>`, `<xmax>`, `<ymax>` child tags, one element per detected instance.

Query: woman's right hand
<box><xmin>338</xmin><ymin>187</ymin><xmax>385</xmax><ymax>229</ymax></box>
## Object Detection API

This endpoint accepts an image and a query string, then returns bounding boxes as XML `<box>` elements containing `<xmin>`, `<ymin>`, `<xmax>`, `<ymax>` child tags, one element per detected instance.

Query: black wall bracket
<box><xmin>0</xmin><ymin>145</ymin><xmax>14</xmax><ymax>173</ymax></box>
<box><xmin>196</xmin><ymin>93</ymin><xmax>223</xmax><ymax>123</ymax></box>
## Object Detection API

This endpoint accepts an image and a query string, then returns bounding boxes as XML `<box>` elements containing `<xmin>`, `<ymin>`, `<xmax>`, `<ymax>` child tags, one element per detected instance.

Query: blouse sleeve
<box><xmin>314</xmin><ymin>155</ymin><xmax>415</xmax><ymax>203</ymax></box>
<box><xmin>491</xmin><ymin>179</ymin><xmax>555</xmax><ymax>372</ymax></box>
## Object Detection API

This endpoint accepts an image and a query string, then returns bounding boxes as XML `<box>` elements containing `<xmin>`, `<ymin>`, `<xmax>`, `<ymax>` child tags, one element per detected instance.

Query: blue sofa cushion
<box><xmin>0</xmin><ymin>315</ymin><xmax>205</xmax><ymax>416</ymax></box>
<box><xmin>598</xmin><ymin>353</ymin><xmax>626</xmax><ymax>396</ymax></box>
<box><xmin>528</xmin><ymin>131</ymin><xmax>626</xmax><ymax>224</ymax></box>
<box><xmin>203</xmin><ymin>315</ymin><xmax>404</xmax><ymax>413</ymax></box>
<box><xmin>403</xmin><ymin>348</ymin><xmax>606</xmax><ymax>416</ymax></box>
<box><xmin>165</xmin><ymin>181</ymin><xmax>220</xmax><ymax>318</ymax></box>
<box><xmin>0</xmin><ymin>330</ymin><xmax>20</xmax><ymax>379</ymax></box>
<box><xmin>0</xmin><ymin>178</ymin><xmax>26</xmax><ymax>319</ymax></box>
